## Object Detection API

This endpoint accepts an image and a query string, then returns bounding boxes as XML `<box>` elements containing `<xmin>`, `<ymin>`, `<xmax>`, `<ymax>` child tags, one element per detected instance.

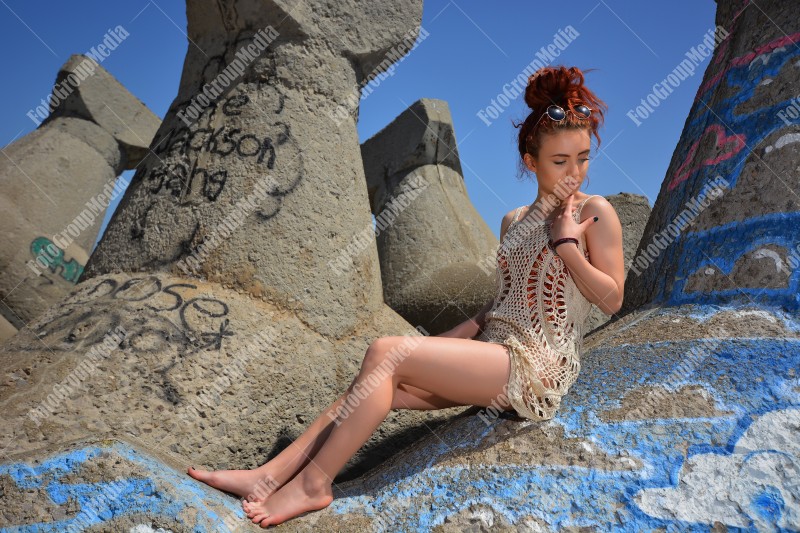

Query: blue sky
<box><xmin>0</xmin><ymin>0</ymin><xmax>719</xmax><ymax>248</ymax></box>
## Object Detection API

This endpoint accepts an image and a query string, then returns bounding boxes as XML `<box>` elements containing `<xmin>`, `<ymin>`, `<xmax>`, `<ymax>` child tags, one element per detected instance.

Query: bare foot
<box><xmin>242</xmin><ymin>469</ymin><xmax>333</xmax><ymax>527</ymax></box>
<box><xmin>187</xmin><ymin>466</ymin><xmax>281</xmax><ymax>502</ymax></box>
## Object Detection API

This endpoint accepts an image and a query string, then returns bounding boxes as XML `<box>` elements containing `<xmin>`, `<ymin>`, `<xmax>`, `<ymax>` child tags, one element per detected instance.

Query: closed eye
<box><xmin>555</xmin><ymin>158</ymin><xmax>590</xmax><ymax>165</ymax></box>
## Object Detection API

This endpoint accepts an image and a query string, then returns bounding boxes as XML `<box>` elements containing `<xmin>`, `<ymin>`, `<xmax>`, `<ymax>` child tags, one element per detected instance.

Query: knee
<box><xmin>363</xmin><ymin>336</ymin><xmax>399</xmax><ymax>370</ymax></box>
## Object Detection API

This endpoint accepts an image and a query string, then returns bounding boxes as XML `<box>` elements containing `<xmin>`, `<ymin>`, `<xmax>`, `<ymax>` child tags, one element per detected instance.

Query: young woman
<box><xmin>187</xmin><ymin>65</ymin><xmax>625</xmax><ymax>527</ymax></box>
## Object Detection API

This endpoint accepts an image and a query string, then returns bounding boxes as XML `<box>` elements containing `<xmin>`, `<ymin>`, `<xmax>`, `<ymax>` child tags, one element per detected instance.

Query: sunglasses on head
<box><xmin>534</xmin><ymin>104</ymin><xmax>592</xmax><ymax>130</ymax></box>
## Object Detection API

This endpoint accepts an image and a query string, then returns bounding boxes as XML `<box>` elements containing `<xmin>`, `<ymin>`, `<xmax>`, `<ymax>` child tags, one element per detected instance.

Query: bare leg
<box><xmin>187</xmin><ymin>376</ymin><xmax>464</xmax><ymax>501</ymax></box>
<box><xmin>188</xmin><ymin>376</ymin><xmax>360</xmax><ymax>501</ymax></box>
<box><xmin>392</xmin><ymin>383</ymin><xmax>467</xmax><ymax>410</ymax></box>
<box><xmin>242</xmin><ymin>335</ymin><xmax>513</xmax><ymax>526</ymax></box>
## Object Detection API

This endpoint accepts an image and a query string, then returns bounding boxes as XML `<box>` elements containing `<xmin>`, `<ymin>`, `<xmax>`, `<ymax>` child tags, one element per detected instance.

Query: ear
<box><xmin>523</xmin><ymin>153</ymin><xmax>537</xmax><ymax>173</ymax></box>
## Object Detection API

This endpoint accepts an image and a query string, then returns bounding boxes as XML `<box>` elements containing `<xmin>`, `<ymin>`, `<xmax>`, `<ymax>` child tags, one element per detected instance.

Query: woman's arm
<box><xmin>557</xmin><ymin>198</ymin><xmax>625</xmax><ymax>315</ymax></box>
<box><xmin>437</xmin><ymin>209</ymin><xmax>516</xmax><ymax>339</ymax></box>
<box><xmin>436</xmin><ymin>297</ymin><xmax>495</xmax><ymax>339</ymax></box>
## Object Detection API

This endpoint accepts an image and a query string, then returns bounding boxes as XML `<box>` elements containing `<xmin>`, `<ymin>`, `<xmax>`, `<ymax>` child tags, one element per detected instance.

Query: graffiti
<box><xmin>634</xmin><ymin>408</ymin><xmax>800</xmax><ymax>530</ymax></box>
<box><xmin>0</xmin><ymin>441</ymin><xmax>245</xmax><ymax>531</ymax></box>
<box><xmin>630</xmin><ymin>29</ymin><xmax>800</xmax><ymax>309</ymax></box>
<box><xmin>696</xmin><ymin>32</ymin><xmax>800</xmax><ymax>101</ymax></box>
<box><xmin>29</xmin><ymin>236</ymin><xmax>84</xmax><ymax>283</ymax></box>
<box><xmin>144</xmin><ymin>93</ymin><xmax>279</xmax><ymax>205</ymax></box>
<box><xmin>83</xmin><ymin>27</ymin><xmax>306</xmax><ymax>270</ymax></box>
<box><xmin>30</xmin><ymin>276</ymin><xmax>233</xmax><ymax>356</ymax></box>
<box><xmin>668</xmin><ymin>123</ymin><xmax>746</xmax><ymax>191</ymax></box>
<box><xmin>144</xmin><ymin>162</ymin><xmax>228</xmax><ymax>202</ymax></box>
<box><xmin>151</xmin><ymin>107</ymin><xmax>278</xmax><ymax>166</ymax></box>
<box><xmin>326</xmin><ymin>329</ymin><xmax>800</xmax><ymax>532</ymax></box>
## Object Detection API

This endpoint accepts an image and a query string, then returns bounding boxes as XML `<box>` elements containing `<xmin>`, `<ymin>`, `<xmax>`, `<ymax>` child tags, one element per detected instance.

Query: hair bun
<box><xmin>524</xmin><ymin>66</ymin><xmax>585</xmax><ymax>111</ymax></box>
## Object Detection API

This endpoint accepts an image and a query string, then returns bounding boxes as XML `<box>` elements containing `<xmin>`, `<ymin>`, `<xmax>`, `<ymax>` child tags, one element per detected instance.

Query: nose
<box><xmin>568</xmin><ymin>160</ymin><xmax>581</xmax><ymax>179</ymax></box>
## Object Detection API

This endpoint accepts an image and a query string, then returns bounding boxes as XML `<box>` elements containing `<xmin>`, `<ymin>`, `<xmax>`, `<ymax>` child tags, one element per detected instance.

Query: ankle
<box><xmin>299</xmin><ymin>468</ymin><xmax>331</xmax><ymax>494</ymax></box>
<box><xmin>248</xmin><ymin>472</ymin><xmax>281</xmax><ymax>500</ymax></box>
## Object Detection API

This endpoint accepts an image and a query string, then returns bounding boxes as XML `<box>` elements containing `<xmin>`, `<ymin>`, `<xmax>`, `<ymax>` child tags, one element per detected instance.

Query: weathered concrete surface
<box><xmin>4</xmin><ymin>304</ymin><xmax>797</xmax><ymax>531</ymax></box>
<box><xmin>584</xmin><ymin>193</ymin><xmax>650</xmax><ymax>334</ymax></box>
<box><xmin>296</xmin><ymin>1</ymin><xmax>798</xmax><ymax>530</ymax></box>
<box><xmin>621</xmin><ymin>0</ymin><xmax>800</xmax><ymax>314</ymax></box>
<box><xmin>0</xmin><ymin>54</ymin><xmax>160</xmax><ymax>330</ymax></box>
<box><xmin>0</xmin><ymin>311</ymin><xmax>19</xmax><ymax>343</ymax></box>
<box><xmin>82</xmin><ymin>0</ymin><xmax>424</xmax><ymax>340</ymax></box>
<box><xmin>361</xmin><ymin>98</ymin><xmax>497</xmax><ymax>334</ymax></box>
<box><xmin>46</xmin><ymin>54</ymin><xmax>162</xmax><ymax>169</ymax></box>
<box><xmin>286</xmin><ymin>305</ymin><xmax>799</xmax><ymax>531</ymax></box>
<box><xmin>0</xmin><ymin>117</ymin><xmax>122</xmax><ymax>330</ymax></box>
<box><xmin>0</xmin><ymin>0</ymin><xmax>484</xmax><ymax>529</ymax></box>
<box><xmin>2</xmin><ymin>0</ymin><xmax>799</xmax><ymax>531</ymax></box>
<box><xmin>0</xmin><ymin>438</ymin><xmax>247</xmax><ymax>532</ymax></box>
<box><xmin>0</xmin><ymin>272</ymin><xmax>463</xmax><ymax>481</ymax></box>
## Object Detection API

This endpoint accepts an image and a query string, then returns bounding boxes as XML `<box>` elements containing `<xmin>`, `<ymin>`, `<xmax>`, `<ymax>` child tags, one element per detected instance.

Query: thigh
<box><xmin>365</xmin><ymin>336</ymin><xmax>515</xmax><ymax>411</ymax></box>
<box><xmin>391</xmin><ymin>383</ymin><xmax>465</xmax><ymax>410</ymax></box>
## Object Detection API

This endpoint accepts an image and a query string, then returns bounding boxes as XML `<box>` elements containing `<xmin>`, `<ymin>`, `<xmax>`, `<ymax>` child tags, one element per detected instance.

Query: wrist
<box><xmin>550</xmin><ymin>237</ymin><xmax>579</xmax><ymax>253</ymax></box>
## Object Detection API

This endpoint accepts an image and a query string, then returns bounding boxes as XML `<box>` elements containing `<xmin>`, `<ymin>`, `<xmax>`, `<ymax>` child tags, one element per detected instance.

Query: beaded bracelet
<box><xmin>550</xmin><ymin>237</ymin><xmax>579</xmax><ymax>253</ymax></box>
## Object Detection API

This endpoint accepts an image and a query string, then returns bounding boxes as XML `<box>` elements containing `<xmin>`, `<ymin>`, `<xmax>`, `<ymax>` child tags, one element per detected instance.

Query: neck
<box><xmin>531</xmin><ymin>192</ymin><xmax>559</xmax><ymax>218</ymax></box>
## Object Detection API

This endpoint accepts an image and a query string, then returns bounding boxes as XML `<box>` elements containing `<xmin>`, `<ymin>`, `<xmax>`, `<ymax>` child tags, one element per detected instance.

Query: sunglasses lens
<box><xmin>547</xmin><ymin>106</ymin><xmax>566</xmax><ymax>121</ymax></box>
<box><xmin>575</xmin><ymin>105</ymin><xmax>592</xmax><ymax>118</ymax></box>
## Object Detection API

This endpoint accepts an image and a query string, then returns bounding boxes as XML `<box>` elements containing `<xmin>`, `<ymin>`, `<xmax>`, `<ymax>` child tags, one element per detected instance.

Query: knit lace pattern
<box><xmin>476</xmin><ymin>195</ymin><xmax>599</xmax><ymax>420</ymax></box>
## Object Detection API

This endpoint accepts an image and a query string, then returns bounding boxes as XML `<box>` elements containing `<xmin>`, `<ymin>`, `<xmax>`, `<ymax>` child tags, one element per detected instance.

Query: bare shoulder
<box><xmin>580</xmin><ymin>195</ymin><xmax>620</xmax><ymax>228</ymax></box>
<box><xmin>500</xmin><ymin>206</ymin><xmax>520</xmax><ymax>242</ymax></box>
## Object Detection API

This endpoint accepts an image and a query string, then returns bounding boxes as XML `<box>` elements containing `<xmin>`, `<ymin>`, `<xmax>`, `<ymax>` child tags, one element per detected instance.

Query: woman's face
<box><xmin>523</xmin><ymin>128</ymin><xmax>592</xmax><ymax>199</ymax></box>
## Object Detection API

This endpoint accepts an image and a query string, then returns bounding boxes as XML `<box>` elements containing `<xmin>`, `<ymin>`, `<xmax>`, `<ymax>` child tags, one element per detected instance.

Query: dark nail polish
<box><xmin>593</xmin><ymin>216</ymin><xmax>598</xmax><ymax>222</ymax></box>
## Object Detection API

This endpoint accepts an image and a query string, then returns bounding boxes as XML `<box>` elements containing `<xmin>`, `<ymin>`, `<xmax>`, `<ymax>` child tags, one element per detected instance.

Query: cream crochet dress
<box><xmin>476</xmin><ymin>195</ymin><xmax>599</xmax><ymax>421</ymax></box>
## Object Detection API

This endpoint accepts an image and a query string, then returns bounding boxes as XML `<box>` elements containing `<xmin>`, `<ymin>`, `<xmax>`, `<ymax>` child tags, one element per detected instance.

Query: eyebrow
<box><xmin>550</xmin><ymin>149</ymin><xmax>591</xmax><ymax>157</ymax></box>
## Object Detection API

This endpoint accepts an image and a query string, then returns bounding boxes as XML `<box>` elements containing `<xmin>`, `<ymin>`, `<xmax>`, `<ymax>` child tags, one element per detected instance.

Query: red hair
<box><xmin>512</xmin><ymin>65</ymin><xmax>608</xmax><ymax>163</ymax></box>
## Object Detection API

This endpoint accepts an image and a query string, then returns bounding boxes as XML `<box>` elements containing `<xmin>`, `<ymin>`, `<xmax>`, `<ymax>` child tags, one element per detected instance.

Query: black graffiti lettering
<box><xmin>236</xmin><ymin>133</ymin><xmax>275</xmax><ymax>168</ymax></box>
<box><xmin>146</xmin><ymin>283</ymin><xmax>197</xmax><ymax>312</ymax></box>
<box><xmin>34</xmin><ymin>308</ymin><xmax>76</xmax><ymax>340</ymax></box>
<box><xmin>275</xmin><ymin>121</ymin><xmax>290</xmax><ymax>145</ymax></box>
<box><xmin>65</xmin><ymin>311</ymin><xmax>122</xmax><ymax>345</ymax></box>
<box><xmin>150</xmin><ymin>124</ymin><xmax>276</xmax><ymax>169</ymax></box>
<box><xmin>181</xmin><ymin>297</ymin><xmax>229</xmax><ymax>322</ymax></box>
<box><xmin>198</xmin><ymin>318</ymin><xmax>233</xmax><ymax>351</ymax></box>
<box><xmin>205</xmin><ymin>169</ymin><xmax>227</xmax><ymax>201</ymax></box>
<box><xmin>125</xmin><ymin>315</ymin><xmax>185</xmax><ymax>355</ymax></box>
<box><xmin>236</xmin><ymin>133</ymin><xmax>261</xmax><ymax>157</ymax></box>
<box><xmin>28</xmin><ymin>276</ymin><xmax>234</xmax><ymax>356</ymax></box>
<box><xmin>222</xmin><ymin>94</ymin><xmax>249</xmax><ymax>116</ymax></box>
<box><xmin>204</xmin><ymin>126</ymin><xmax>229</xmax><ymax>156</ymax></box>
<box><xmin>262</xmin><ymin>137</ymin><xmax>276</xmax><ymax>168</ymax></box>
<box><xmin>163</xmin><ymin>127</ymin><xmax>190</xmax><ymax>158</ymax></box>
<box><xmin>189</xmin><ymin>167</ymin><xmax>227</xmax><ymax>202</ymax></box>
<box><xmin>166</xmin><ymin>163</ymin><xmax>189</xmax><ymax>198</ymax></box>
<box><xmin>72</xmin><ymin>278</ymin><xmax>118</xmax><ymax>304</ymax></box>
<box><xmin>133</xmin><ymin>65</ymin><xmax>299</xmax><ymax>215</ymax></box>
<box><xmin>114</xmin><ymin>277</ymin><xmax>162</xmax><ymax>302</ymax></box>
<box><xmin>217</xmin><ymin>128</ymin><xmax>241</xmax><ymax>157</ymax></box>
<box><xmin>188</xmin><ymin>127</ymin><xmax>213</xmax><ymax>154</ymax></box>
<box><xmin>151</xmin><ymin>127</ymin><xmax>175</xmax><ymax>155</ymax></box>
